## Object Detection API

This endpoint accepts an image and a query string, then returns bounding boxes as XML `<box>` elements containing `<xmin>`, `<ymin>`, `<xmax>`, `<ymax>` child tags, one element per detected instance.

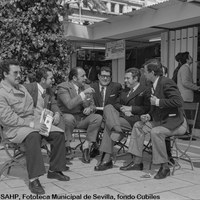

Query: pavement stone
<box><xmin>0</xmin><ymin>143</ymin><xmax>200</xmax><ymax>200</ymax></box>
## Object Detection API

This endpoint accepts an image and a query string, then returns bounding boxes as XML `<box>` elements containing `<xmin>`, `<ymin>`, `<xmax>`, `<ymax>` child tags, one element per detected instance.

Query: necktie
<box><xmin>100</xmin><ymin>86</ymin><xmax>105</xmax><ymax>107</ymax></box>
<box><xmin>42</xmin><ymin>90</ymin><xmax>46</xmax><ymax>99</ymax></box>
<box><xmin>127</xmin><ymin>88</ymin><xmax>134</xmax><ymax>97</ymax></box>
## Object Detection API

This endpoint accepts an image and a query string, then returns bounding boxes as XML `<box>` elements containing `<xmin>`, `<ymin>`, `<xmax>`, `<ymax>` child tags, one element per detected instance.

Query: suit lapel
<box><xmin>104</xmin><ymin>83</ymin><xmax>113</xmax><ymax>106</ymax></box>
<box><xmin>154</xmin><ymin>77</ymin><xmax>162</xmax><ymax>97</ymax></box>
<box><xmin>125</xmin><ymin>85</ymin><xmax>144</xmax><ymax>104</ymax></box>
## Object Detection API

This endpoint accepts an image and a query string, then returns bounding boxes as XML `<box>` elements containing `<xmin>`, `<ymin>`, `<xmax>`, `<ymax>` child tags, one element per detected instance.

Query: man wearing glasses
<box><xmin>90</xmin><ymin>66</ymin><xmax>122</xmax><ymax>158</ymax></box>
<box><xmin>91</xmin><ymin>66</ymin><xmax>122</xmax><ymax>115</ymax></box>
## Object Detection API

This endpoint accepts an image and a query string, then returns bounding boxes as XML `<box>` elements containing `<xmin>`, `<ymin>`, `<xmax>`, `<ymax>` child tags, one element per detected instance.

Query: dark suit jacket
<box><xmin>91</xmin><ymin>81</ymin><xmax>122</xmax><ymax>107</ymax></box>
<box><xmin>149</xmin><ymin>76</ymin><xmax>184</xmax><ymax>130</ymax></box>
<box><xmin>24</xmin><ymin>82</ymin><xmax>60</xmax><ymax>114</ymax></box>
<box><xmin>24</xmin><ymin>82</ymin><xmax>65</xmax><ymax>131</ymax></box>
<box><xmin>114</xmin><ymin>84</ymin><xmax>151</xmax><ymax>127</ymax></box>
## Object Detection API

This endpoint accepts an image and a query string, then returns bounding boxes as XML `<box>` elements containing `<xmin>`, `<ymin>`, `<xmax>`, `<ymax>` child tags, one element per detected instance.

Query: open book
<box><xmin>40</xmin><ymin>109</ymin><xmax>53</xmax><ymax>136</ymax></box>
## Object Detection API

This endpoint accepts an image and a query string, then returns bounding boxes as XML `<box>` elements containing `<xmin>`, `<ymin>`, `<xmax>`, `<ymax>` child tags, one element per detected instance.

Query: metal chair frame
<box><xmin>171</xmin><ymin>102</ymin><xmax>199</xmax><ymax>173</ymax></box>
<box><xmin>0</xmin><ymin>126</ymin><xmax>51</xmax><ymax>179</ymax></box>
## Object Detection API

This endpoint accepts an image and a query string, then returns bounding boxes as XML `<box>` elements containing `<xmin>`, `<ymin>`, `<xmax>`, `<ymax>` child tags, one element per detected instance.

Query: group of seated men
<box><xmin>0</xmin><ymin>58</ymin><xmax>187</xmax><ymax>195</ymax></box>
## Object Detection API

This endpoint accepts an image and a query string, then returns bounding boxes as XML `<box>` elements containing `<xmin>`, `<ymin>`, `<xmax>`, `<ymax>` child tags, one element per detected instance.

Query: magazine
<box><xmin>40</xmin><ymin>109</ymin><xmax>53</xmax><ymax>136</ymax></box>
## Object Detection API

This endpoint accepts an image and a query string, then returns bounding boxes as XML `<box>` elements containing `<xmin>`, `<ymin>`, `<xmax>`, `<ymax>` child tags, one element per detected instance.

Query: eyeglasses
<box><xmin>100</xmin><ymin>75</ymin><xmax>111</xmax><ymax>79</ymax></box>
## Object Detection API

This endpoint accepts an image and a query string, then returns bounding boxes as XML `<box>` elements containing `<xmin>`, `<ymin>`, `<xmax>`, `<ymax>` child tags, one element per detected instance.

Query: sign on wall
<box><xmin>105</xmin><ymin>39</ymin><xmax>125</xmax><ymax>60</ymax></box>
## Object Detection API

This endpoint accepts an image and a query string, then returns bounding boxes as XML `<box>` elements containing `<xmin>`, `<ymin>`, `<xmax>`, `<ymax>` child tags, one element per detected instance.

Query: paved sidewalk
<box><xmin>0</xmin><ymin>143</ymin><xmax>200</xmax><ymax>200</ymax></box>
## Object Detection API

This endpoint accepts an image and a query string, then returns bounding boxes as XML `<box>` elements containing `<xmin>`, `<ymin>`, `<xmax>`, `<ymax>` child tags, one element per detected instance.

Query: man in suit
<box><xmin>91</xmin><ymin>66</ymin><xmax>122</xmax><ymax>115</ymax></box>
<box><xmin>0</xmin><ymin>60</ymin><xmax>69</xmax><ymax>195</ymax></box>
<box><xmin>57</xmin><ymin>67</ymin><xmax>102</xmax><ymax>164</ymax></box>
<box><xmin>90</xmin><ymin>66</ymin><xmax>122</xmax><ymax>158</ymax></box>
<box><xmin>94</xmin><ymin>67</ymin><xmax>151</xmax><ymax>171</ymax></box>
<box><xmin>24</xmin><ymin>67</ymin><xmax>65</xmax><ymax>133</ymax></box>
<box><xmin>123</xmin><ymin>59</ymin><xmax>187</xmax><ymax>179</ymax></box>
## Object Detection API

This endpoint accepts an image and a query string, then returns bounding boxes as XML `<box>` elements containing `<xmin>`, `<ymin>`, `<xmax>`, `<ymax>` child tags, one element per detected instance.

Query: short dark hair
<box><xmin>99</xmin><ymin>66</ymin><xmax>112</xmax><ymax>76</ymax></box>
<box><xmin>143</xmin><ymin>59</ymin><xmax>163</xmax><ymax>76</ymax></box>
<box><xmin>0</xmin><ymin>59</ymin><xmax>20</xmax><ymax>80</ymax></box>
<box><xmin>125</xmin><ymin>67</ymin><xmax>141</xmax><ymax>82</ymax></box>
<box><xmin>175</xmin><ymin>52</ymin><xmax>182</xmax><ymax>63</ymax></box>
<box><xmin>180</xmin><ymin>51</ymin><xmax>190</xmax><ymax>65</ymax></box>
<box><xmin>69</xmin><ymin>68</ymin><xmax>78</xmax><ymax>81</ymax></box>
<box><xmin>35</xmin><ymin>67</ymin><xmax>52</xmax><ymax>83</ymax></box>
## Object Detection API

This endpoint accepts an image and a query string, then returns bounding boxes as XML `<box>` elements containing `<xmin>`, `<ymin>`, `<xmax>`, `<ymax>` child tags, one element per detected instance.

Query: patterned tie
<box><xmin>41</xmin><ymin>90</ymin><xmax>46</xmax><ymax>99</ymax></box>
<box><xmin>100</xmin><ymin>86</ymin><xmax>105</xmax><ymax>107</ymax></box>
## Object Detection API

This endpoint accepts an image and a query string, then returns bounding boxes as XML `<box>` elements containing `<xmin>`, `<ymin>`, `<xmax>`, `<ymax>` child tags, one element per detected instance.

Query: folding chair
<box><xmin>171</xmin><ymin>102</ymin><xmax>199</xmax><ymax>174</ymax></box>
<box><xmin>0</xmin><ymin>126</ymin><xmax>26</xmax><ymax>178</ymax></box>
<box><xmin>0</xmin><ymin>126</ymin><xmax>51</xmax><ymax>179</ymax></box>
<box><xmin>71</xmin><ymin>128</ymin><xmax>87</xmax><ymax>153</ymax></box>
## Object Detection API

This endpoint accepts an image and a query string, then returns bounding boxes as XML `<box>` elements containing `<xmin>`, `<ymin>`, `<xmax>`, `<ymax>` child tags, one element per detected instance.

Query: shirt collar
<box><xmin>37</xmin><ymin>83</ymin><xmax>45</xmax><ymax>95</ymax></box>
<box><xmin>0</xmin><ymin>80</ymin><xmax>23</xmax><ymax>93</ymax></box>
<box><xmin>99</xmin><ymin>84</ymin><xmax>107</xmax><ymax>90</ymax></box>
<box><xmin>153</xmin><ymin>77</ymin><xmax>159</xmax><ymax>90</ymax></box>
<box><xmin>132</xmin><ymin>83</ymin><xmax>140</xmax><ymax>91</ymax></box>
<box><xmin>73</xmin><ymin>83</ymin><xmax>79</xmax><ymax>94</ymax></box>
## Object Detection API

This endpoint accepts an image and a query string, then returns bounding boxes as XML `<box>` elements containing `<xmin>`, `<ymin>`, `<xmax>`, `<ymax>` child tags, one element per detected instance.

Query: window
<box><xmin>111</xmin><ymin>3</ymin><xmax>115</xmax><ymax>12</ymax></box>
<box><xmin>119</xmin><ymin>4</ymin><xmax>124</xmax><ymax>13</ymax></box>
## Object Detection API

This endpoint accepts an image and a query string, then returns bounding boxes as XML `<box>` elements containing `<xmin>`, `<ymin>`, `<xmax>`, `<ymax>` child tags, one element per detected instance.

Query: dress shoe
<box><xmin>65</xmin><ymin>166</ymin><xmax>70</xmax><ymax>171</ymax></box>
<box><xmin>94</xmin><ymin>160</ymin><xmax>113</xmax><ymax>171</ymax></box>
<box><xmin>82</xmin><ymin>148</ymin><xmax>90</xmax><ymax>163</ymax></box>
<box><xmin>90</xmin><ymin>143</ymin><xmax>100</xmax><ymax>158</ymax></box>
<box><xmin>29</xmin><ymin>179</ymin><xmax>45</xmax><ymax>194</ymax></box>
<box><xmin>120</xmin><ymin>161</ymin><xmax>143</xmax><ymax>171</ymax></box>
<box><xmin>154</xmin><ymin>167</ymin><xmax>170</xmax><ymax>179</ymax></box>
<box><xmin>47</xmin><ymin>171</ymin><xmax>70</xmax><ymax>181</ymax></box>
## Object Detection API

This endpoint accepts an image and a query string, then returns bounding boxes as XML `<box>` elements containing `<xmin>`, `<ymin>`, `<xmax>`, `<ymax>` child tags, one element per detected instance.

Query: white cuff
<box><xmin>155</xmin><ymin>99</ymin><xmax>160</xmax><ymax>106</ymax></box>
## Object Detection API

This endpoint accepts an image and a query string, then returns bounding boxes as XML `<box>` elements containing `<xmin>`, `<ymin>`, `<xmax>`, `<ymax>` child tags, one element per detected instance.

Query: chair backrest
<box><xmin>183</xmin><ymin>102</ymin><xmax>199</xmax><ymax>138</ymax></box>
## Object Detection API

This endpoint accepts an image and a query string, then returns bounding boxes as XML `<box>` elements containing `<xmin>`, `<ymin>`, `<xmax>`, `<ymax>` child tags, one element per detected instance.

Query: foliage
<box><xmin>0</xmin><ymin>0</ymin><xmax>74</xmax><ymax>80</ymax></box>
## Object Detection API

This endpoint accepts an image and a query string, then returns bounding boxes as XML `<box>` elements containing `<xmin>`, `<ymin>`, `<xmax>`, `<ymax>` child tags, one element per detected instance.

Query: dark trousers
<box><xmin>24</xmin><ymin>131</ymin><xmax>67</xmax><ymax>179</ymax></box>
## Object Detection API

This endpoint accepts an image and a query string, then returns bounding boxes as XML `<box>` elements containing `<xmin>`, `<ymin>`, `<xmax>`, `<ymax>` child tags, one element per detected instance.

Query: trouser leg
<box><xmin>62</xmin><ymin>114</ymin><xmax>76</xmax><ymax>146</ymax></box>
<box><xmin>151</xmin><ymin>118</ymin><xmax>187</xmax><ymax>164</ymax></box>
<box><xmin>46</xmin><ymin>131</ymin><xmax>67</xmax><ymax>172</ymax></box>
<box><xmin>24</xmin><ymin>131</ymin><xmax>46</xmax><ymax>179</ymax></box>
<box><xmin>77</xmin><ymin>114</ymin><xmax>102</xmax><ymax>142</ymax></box>
<box><xmin>99</xmin><ymin>116</ymin><xmax>131</xmax><ymax>154</ymax></box>
<box><xmin>128</xmin><ymin>121</ymin><xmax>152</xmax><ymax>157</ymax></box>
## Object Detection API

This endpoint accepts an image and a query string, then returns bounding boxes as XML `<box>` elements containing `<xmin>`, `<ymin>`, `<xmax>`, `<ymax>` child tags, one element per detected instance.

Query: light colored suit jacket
<box><xmin>177</xmin><ymin>64</ymin><xmax>199</xmax><ymax>102</ymax></box>
<box><xmin>0</xmin><ymin>80</ymin><xmax>37</xmax><ymax>143</ymax></box>
<box><xmin>57</xmin><ymin>81</ymin><xmax>95</xmax><ymax>118</ymax></box>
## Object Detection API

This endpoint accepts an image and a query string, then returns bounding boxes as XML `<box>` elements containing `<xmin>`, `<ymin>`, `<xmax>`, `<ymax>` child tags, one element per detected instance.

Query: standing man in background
<box><xmin>177</xmin><ymin>51</ymin><xmax>200</xmax><ymax>102</ymax></box>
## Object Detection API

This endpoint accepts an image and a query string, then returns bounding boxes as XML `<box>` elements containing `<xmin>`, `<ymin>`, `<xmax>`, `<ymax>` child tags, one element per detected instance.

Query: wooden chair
<box><xmin>171</xmin><ymin>102</ymin><xmax>199</xmax><ymax>174</ymax></box>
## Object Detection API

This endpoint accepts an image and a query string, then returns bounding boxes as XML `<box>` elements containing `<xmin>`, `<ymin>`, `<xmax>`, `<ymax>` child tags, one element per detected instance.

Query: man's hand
<box><xmin>150</xmin><ymin>95</ymin><xmax>159</xmax><ymax>106</ymax></box>
<box><xmin>83</xmin><ymin>87</ymin><xmax>95</xmax><ymax>94</ymax></box>
<box><xmin>34</xmin><ymin>122</ymin><xmax>48</xmax><ymax>133</ymax></box>
<box><xmin>124</xmin><ymin>111</ymin><xmax>133</xmax><ymax>117</ymax></box>
<box><xmin>120</xmin><ymin>105</ymin><xmax>132</xmax><ymax>113</ymax></box>
<box><xmin>83</xmin><ymin>107</ymin><xmax>91</xmax><ymax>115</ymax></box>
<box><xmin>53</xmin><ymin>112</ymin><xmax>60</xmax><ymax>125</ymax></box>
<box><xmin>140</xmin><ymin>114</ymin><xmax>150</xmax><ymax>123</ymax></box>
